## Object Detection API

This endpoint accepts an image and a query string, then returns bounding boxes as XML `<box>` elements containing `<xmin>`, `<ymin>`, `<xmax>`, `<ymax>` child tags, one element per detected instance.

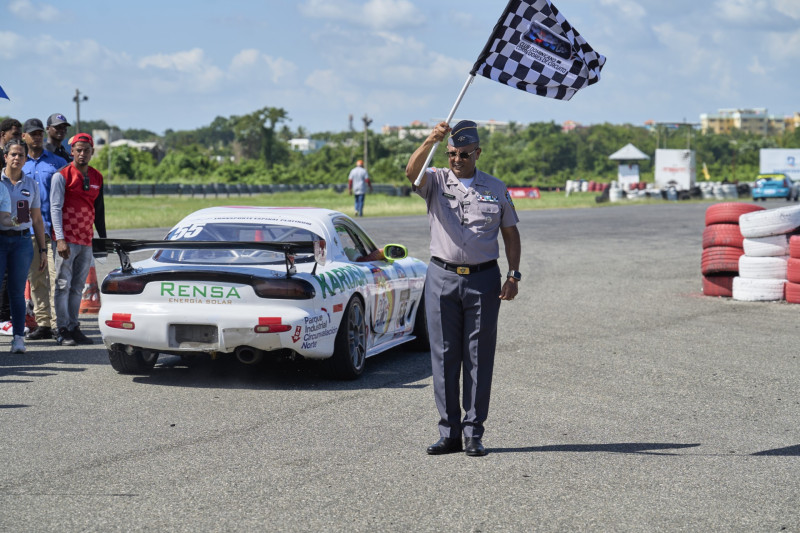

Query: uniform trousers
<box><xmin>27</xmin><ymin>235</ymin><xmax>57</xmax><ymax>328</ymax></box>
<box><xmin>425</xmin><ymin>260</ymin><xmax>501</xmax><ymax>439</ymax></box>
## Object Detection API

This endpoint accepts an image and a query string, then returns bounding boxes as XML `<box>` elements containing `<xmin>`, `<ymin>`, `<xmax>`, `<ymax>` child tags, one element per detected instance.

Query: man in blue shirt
<box><xmin>22</xmin><ymin>118</ymin><xmax>66</xmax><ymax>340</ymax></box>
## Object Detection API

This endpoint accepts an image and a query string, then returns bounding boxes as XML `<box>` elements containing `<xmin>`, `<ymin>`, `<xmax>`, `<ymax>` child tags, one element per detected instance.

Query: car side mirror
<box><xmin>382</xmin><ymin>244</ymin><xmax>408</xmax><ymax>263</ymax></box>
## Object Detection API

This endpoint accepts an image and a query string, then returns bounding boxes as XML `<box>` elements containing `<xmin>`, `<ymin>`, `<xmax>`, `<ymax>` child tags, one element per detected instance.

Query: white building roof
<box><xmin>609</xmin><ymin>143</ymin><xmax>650</xmax><ymax>161</ymax></box>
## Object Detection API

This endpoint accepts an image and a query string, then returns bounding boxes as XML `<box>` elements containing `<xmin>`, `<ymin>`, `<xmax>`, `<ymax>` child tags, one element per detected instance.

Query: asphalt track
<box><xmin>1</xmin><ymin>201</ymin><xmax>799</xmax><ymax>532</ymax></box>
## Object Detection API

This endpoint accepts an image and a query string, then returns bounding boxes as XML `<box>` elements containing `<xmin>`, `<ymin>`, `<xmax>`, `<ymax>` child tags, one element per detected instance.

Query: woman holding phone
<box><xmin>0</xmin><ymin>139</ymin><xmax>47</xmax><ymax>354</ymax></box>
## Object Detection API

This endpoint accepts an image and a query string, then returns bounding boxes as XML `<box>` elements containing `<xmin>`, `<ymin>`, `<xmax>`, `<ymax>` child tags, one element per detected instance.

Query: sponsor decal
<box><xmin>301</xmin><ymin>312</ymin><xmax>337</xmax><ymax>350</ymax></box>
<box><xmin>291</xmin><ymin>326</ymin><xmax>302</xmax><ymax>343</ymax></box>
<box><xmin>160</xmin><ymin>282</ymin><xmax>241</xmax><ymax>305</ymax></box>
<box><xmin>371</xmin><ymin>269</ymin><xmax>394</xmax><ymax>335</ymax></box>
<box><xmin>314</xmin><ymin>265</ymin><xmax>369</xmax><ymax>299</ymax></box>
<box><xmin>333</xmin><ymin>303</ymin><xmax>343</xmax><ymax>313</ymax></box>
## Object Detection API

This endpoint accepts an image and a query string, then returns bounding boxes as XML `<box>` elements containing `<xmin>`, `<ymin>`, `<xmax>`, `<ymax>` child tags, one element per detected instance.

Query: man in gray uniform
<box><xmin>406</xmin><ymin>120</ymin><xmax>521</xmax><ymax>457</ymax></box>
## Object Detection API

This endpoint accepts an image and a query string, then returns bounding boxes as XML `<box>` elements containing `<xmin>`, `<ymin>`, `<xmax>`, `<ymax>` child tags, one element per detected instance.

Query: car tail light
<box><xmin>254</xmin><ymin>317</ymin><xmax>292</xmax><ymax>334</ymax></box>
<box><xmin>105</xmin><ymin>313</ymin><xmax>135</xmax><ymax>330</ymax></box>
<box><xmin>102</xmin><ymin>276</ymin><xmax>147</xmax><ymax>295</ymax></box>
<box><xmin>252</xmin><ymin>278</ymin><xmax>315</xmax><ymax>299</ymax></box>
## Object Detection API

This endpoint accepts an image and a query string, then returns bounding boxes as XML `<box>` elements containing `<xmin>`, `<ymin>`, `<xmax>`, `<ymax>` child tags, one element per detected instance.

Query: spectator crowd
<box><xmin>1</xmin><ymin>113</ymin><xmax>106</xmax><ymax>354</ymax></box>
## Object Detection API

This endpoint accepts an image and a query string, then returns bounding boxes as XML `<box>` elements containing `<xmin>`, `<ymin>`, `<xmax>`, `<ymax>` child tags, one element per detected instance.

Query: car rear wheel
<box><xmin>329</xmin><ymin>297</ymin><xmax>367</xmax><ymax>379</ymax></box>
<box><xmin>108</xmin><ymin>343</ymin><xmax>159</xmax><ymax>374</ymax></box>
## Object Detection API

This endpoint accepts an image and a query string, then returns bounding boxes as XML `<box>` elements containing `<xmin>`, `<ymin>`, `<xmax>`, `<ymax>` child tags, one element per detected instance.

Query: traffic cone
<box><xmin>25</xmin><ymin>280</ymin><xmax>37</xmax><ymax>329</ymax></box>
<box><xmin>80</xmin><ymin>262</ymin><xmax>101</xmax><ymax>314</ymax></box>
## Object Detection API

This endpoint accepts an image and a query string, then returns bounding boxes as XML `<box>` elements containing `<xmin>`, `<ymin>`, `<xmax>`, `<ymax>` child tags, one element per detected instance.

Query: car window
<box><xmin>335</xmin><ymin>225</ymin><xmax>368</xmax><ymax>262</ymax></box>
<box><xmin>155</xmin><ymin>222</ymin><xmax>320</xmax><ymax>265</ymax></box>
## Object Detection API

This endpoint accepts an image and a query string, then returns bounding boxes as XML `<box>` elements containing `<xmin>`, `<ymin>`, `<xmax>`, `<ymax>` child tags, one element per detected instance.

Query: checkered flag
<box><xmin>471</xmin><ymin>0</ymin><xmax>606</xmax><ymax>101</ymax></box>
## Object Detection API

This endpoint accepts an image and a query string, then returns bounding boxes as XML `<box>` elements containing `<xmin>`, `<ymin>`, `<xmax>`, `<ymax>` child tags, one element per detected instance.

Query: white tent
<box><xmin>609</xmin><ymin>143</ymin><xmax>650</xmax><ymax>161</ymax></box>
<box><xmin>609</xmin><ymin>143</ymin><xmax>649</xmax><ymax>188</ymax></box>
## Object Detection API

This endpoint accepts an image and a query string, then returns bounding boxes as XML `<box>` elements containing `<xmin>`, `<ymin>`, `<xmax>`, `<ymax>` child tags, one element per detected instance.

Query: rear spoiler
<box><xmin>92</xmin><ymin>238</ymin><xmax>327</xmax><ymax>276</ymax></box>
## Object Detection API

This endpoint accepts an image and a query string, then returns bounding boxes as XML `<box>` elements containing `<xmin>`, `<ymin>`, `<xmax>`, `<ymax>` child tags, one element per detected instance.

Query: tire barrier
<box><xmin>702</xmin><ymin>274</ymin><xmax>736</xmax><ymax>297</ymax></box>
<box><xmin>742</xmin><ymin>235</ymin><xmax>790</xmax><ymax>257</ymax></box>
<box><xmin>701</xmin><ymin>246</ymin><xmax>743</xmax><ymax>275</ymax></box>
<box><xmin>701</xmin><ymin>204</ymin><xmax>755</xmax><ymax>297</ymax></box>
<box><xmin>787</xmin><ymin>236</ymin><xmax>800</xmax><ymax>304</ymax></box>
<box><xmin>704</xmin><ymin>202</ymin><xmax>764</xmax><ymax>226</ymax></box>
<box><xmin>702</xmin><ymin>224</ymin><xmax>744</xmax><ymax>249</ymax></box>
<box><xmin>732</xmin><ymin>277</ymin><xmax>786</xmax><ymax>302</ymax></box>
<box><xmin>725</xmin><ymin>205</ymin><xmax>800</xmax><ymax>302</ymax></box>
<box><xmin>739</xmin><ymin>205</ymin><xmax>800</xmax><ymax>239</ymax></box>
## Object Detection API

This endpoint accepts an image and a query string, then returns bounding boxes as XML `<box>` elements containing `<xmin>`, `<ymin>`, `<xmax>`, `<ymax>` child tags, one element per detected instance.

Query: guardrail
<box><xmin>103</xmin><ymin>183</ymin><xmax>413</xmax><ymax>197</ymax></box>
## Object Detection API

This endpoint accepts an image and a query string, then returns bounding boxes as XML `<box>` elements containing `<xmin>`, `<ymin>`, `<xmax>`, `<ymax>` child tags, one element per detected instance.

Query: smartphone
<box><xmin>16</xmin><ymin>200</ymin><xmax>30</xmax><ymax>224</ymax></box>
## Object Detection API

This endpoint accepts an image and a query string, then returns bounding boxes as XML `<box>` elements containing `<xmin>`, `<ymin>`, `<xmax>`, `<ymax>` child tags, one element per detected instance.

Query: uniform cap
<box><xmin>449</xmin><ymin>120</ymin><xmax>479</xmax><ymax>148</ymax></box>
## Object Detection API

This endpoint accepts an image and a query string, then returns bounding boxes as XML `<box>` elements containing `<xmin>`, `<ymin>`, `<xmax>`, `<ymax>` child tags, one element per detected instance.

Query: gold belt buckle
<box><xmin>456</xmin><ymin>266</ymin><xmax>470</xmax><ymax>275</ymax></box>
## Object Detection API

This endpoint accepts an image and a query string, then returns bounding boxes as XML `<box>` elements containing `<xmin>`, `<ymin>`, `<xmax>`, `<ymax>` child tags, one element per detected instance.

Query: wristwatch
<box><xmin>39</xmin><ymin>248</ymin><xmax>48</xmax><ymax>254</ymax></box>
<box><xmin>507</xmin><ymin>270</ymin><xmax>521</xmax><ymax>281</ymax></box>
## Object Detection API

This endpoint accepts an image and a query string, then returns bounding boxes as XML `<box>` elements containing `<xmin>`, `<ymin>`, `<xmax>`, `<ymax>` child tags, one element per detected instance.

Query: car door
<box><xmin>333</xmin><ymin>219</ymin><xmax>403</xmax><ymax>345</ymax></box>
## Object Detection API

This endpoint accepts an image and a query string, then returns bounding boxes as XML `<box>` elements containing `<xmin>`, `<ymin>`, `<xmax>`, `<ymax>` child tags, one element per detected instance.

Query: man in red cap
<box><xmin>49</xmin><ymin>133</ymin><xmax>106</xmax><ymax>346</ymax></box>
<box><xmin>347</xmin><ymin>159</ymin><xmax>372</xmax><ymax>217</ymax></box>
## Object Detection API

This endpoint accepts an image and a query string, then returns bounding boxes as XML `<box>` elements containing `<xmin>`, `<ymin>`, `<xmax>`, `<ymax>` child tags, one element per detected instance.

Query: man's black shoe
<box><xmin>56</xmin><ymin>327</ymin><xmax>76</xmax><ymax>346</ymax></box>
<box><xmin>426</xmin><ymin>437</ymin><xmax>463</xmax><ymax>455</ymax></box>
<box><xmin>70</xmin><ymin>326</ymin><xmax>94</xmax><ymax>345</ymax></box>
<box><xmin>464</xmin><ymin>437</ymin><xmax>487</xmax><ymax>457</ymax></box>
<box><xmin>26</xmin><ymin>326</ymin><xmax>53</xmax><ymax>340</ymax></box>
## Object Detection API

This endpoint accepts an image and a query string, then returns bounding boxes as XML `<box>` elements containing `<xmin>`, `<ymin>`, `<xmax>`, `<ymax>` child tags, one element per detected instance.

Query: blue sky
<box><xmin>2</xmin><ymin>0</ymin><xmax>798</xmax><ymax>135</ymax></box>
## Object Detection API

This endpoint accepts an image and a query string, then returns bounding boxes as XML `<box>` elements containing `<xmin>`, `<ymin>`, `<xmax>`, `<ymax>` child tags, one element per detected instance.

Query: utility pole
<box><xmin>362</xmin><ymin>114</ymin><xmax>372</xmax><ymax>171</ymax></box>
<box><xmin>73</xmin><ymin>88</ymin><xmax>88</xmax><ymax>132</ymax></box>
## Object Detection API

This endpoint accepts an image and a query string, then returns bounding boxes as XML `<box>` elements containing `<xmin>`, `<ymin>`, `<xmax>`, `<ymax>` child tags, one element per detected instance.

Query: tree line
<box><xmin>13</xmin><ymin>107</ymin><xmax>800</xmax><ymax>188</ymax></box>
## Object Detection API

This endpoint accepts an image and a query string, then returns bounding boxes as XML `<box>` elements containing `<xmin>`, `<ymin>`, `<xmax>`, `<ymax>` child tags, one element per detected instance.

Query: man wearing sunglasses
<box><xmin>50</xmin><ymin>133</ymin><xmax>107</xmax><ymax>346</ymax></box>
<box><xmin>406</xmin><ymin>120</ymin><xmax>521</xmax><ymax>457</ymax></box>
<box><xmin>44</xmin><ymin>113</ymin><xmax>73</xmax><ymax>163</ymax></box>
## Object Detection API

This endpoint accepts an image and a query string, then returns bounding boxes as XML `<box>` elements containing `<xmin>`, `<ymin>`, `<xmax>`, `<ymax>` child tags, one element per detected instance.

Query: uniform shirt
<box><xmin>50</xmin><ymin>164</ymin><xmax>106</xmax><ymax>246</ymax></box>
<box><xmin>0</xmin><ymin>179</ymin><xmax>10</xmax><ymax>213</ymax></box>
<box><xmin>0</xmin><ymin>170</ymin><xmax>41</xmax><ymax>232</ymax></box>
<box><xmin>348</xmin><ymin>166</ymin><xmax>370</xmax><ymax>194</ymax></box>
<box><xmin>416</xmin><ymin>167</ymin><xmax>519</xmax><ymax>264</ymax></box>
<box><xmin>23</xmin><ymin>149</ymin><xmax>67</xmax><ymax>236</ymax></box>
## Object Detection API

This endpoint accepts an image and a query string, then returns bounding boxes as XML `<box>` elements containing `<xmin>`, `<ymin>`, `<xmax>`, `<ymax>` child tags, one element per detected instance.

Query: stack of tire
<box><xmin>702</xmin><ymin>203</ymin><xmax>764</xmax><ymax>297</ymax></box>
<box><xmin>787</xmin><ymin>236</ymin><xmax>800</xmax><ymax>304</ymax></box>
<box><xmin>734</xmin><ymin>205</ymin><xmax>800</xmax><ymax>301</ymax></box>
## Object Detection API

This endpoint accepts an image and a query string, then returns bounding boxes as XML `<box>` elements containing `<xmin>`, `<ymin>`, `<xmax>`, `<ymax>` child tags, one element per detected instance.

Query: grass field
<box><xmin>104</xmin><ymin>190</ymin><xmax>703</xmax><ymax>230</ymax></box>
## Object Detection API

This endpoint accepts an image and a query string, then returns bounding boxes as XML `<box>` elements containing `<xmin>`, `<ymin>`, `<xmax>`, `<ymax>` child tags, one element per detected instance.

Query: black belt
<box><xmin>0</xmin><ymin>229</ymin><xmax>28</xmax><ymax>237</ymax></box>
<box><xmin>431</xmin><ymin>257</ymin><xmax>497</xmax><ymax>275</ymax></box>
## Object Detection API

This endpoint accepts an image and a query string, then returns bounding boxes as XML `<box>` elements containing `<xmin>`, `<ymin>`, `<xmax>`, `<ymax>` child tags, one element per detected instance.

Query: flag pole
<box><xmin>413</xmin><ymin>74</ymin><xmax>475</xmax><ymax>187</ymax></box>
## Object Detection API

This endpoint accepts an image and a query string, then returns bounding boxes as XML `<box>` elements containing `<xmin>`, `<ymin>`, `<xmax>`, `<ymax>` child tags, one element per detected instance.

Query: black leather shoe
<box><xmin>26</xmin><ymin>326</ymin><xmax>53</xmax><ymax>340</ymax></box>
<box><xmin>464</xmin><ymin>437</ymin><xmax>487</xmax><ymax>457</ymax></box>
<box><xmin>426</xmin><ymin>437</ymin><xmax>463</xmax><ymax>455</ymax></box>
<box><xmin>70</xmin><ymin>326</ymin><xmax>94</xmax><ymax>345</ymax></box>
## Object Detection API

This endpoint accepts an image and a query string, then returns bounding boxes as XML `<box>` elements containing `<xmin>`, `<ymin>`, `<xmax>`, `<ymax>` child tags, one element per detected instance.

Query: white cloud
<box><xmin>748</xmin><ymin>55</ymin><xmax>768</xmax><ymax>75</ymax></box>
<box><xmin>599</xmin><ymin>0</ymin><xmax>646</xmax><ymax>20</ymax></box>
<box><xmin>8</xmin><ymin>0</ymin><xmax>60</xmax><ymax>22</ymax></box>
<box><xmin>138</xmin><ymin>48</ymin><xmax>224</xmax><ymax>91</ymax></box>
<box><xmin>774</xmin><ymin>0</ymin><xmax>800</xmax><ymax>19</ymax></box>
<box><xmin>300</xmin><ymin>0</ymin><xmax>421</xmax><ymax>30</ymax></box>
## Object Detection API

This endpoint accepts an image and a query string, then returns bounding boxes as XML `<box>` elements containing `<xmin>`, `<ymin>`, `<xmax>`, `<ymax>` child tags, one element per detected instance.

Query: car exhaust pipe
<box><xmin>235</xmin><ymin>346</ymin><xmax>263</xmax><ymax>365</ymax></box>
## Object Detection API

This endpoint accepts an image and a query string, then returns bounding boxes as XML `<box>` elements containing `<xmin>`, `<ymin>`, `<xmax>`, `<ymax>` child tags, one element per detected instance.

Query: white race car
<box><xmin>94</xmin><ymin>206</ymin><xmax>428</xmax><ymax>379</ymax></box>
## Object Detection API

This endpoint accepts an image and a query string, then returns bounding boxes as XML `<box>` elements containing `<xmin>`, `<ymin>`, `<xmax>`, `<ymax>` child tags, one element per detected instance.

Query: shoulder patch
<box><xmin>505</xmin><ymin>189</ymin><xmax>516</xmax><ymax>209</ymax></box>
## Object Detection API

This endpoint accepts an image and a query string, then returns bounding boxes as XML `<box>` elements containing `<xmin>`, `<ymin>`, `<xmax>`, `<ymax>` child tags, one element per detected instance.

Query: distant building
<box><xmin>562</xmin><ymin>120</ymin><xmax>582</xmax><ymax>132</ymax></box>
<box><xmin>109</xmin><ymin>139</ymin><xmax>165</xmax><ymax>162</ymax></box>
<box><xmin>700</xmin><ymin>108</ymin><xmax>786</xmax><ymax>136</ymax></box>
<box><xmin>288</xmin><ymin>138</ymin><xmax>326</xmax><ymax>154</ymax></box>
<box><xmin>382</xmin><ymin>119</ymin><xmax>511</xmax><ymax>138</ymax></box>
